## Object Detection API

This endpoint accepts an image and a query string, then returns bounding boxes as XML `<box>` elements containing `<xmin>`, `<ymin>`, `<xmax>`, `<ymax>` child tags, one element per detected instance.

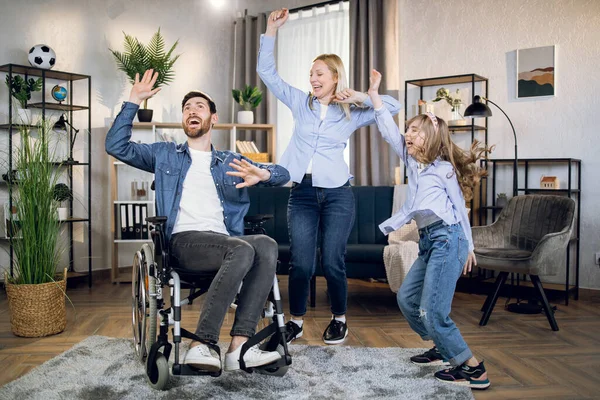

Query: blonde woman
<box><xmin>257</xmin><ymin>8</ymin><xmax>401</xmax><ymax>345</ymax></box>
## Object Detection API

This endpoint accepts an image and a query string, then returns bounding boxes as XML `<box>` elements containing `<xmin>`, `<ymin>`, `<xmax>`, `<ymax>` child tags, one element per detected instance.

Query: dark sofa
<box><xmin>247</xmin><ymin>186</ymin><xmax>393</xmax><ymax>304</ymax></box>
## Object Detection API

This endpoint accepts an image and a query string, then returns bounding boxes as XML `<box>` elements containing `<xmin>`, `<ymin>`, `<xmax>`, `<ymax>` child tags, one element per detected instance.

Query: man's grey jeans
<box><xmin>170</xmin><ymin>231</ymin><xmax>278</xmax><ymax>343</ymax></box>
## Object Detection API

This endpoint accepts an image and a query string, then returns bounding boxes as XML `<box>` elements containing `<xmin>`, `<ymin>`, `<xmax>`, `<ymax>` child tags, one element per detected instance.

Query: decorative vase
<box><xmin>58</xmin><ymin>207</ymin><xmax>69</xmax><ymax>221</ymax></box>
<box><xmin>12</xmin><ymin>105</ymin><xmax>32</xmax><ymax>125</ymax></box>
<box><xmin>137</xmin><ymin>109</ymin><xmax>153</xmax><ymax>123</ymax></box>
<box><xmin>237</xmin><ymin>111</ymin><xmax>254</xmax><ymax>125</ymax></box>
<box><xmin>5</xmin><ymin>268</ymin><xmax>67</xmax><ymax>337</ymax></box>
<box><xmin>448</xmin><ymin>105</ymin><xmax>466</xmax><ymax>126</ymax></box>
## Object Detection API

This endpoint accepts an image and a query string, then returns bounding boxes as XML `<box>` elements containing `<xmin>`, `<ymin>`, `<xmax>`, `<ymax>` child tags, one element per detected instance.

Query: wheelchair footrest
<box><xmin>173</xmin><ymin>363</ymin><xmax>221</xmax><ymax>377</ymax></box>
<box><xmin>249</xmin><ymin>355</ymin><xmax>292</xmax><ymax>372</ymax></box>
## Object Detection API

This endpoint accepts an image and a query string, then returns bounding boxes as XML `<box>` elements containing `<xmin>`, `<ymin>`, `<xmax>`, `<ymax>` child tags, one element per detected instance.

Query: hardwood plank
<box><xmin>0</xmin><ymin>275</ymin><xmax>598</xmax><ymax>400</ymax></box>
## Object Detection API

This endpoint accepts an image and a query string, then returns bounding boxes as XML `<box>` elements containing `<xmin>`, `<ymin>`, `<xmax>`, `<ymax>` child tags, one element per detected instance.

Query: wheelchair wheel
<box><xmin>147</xmin><ymin>353</ymin><xmax>169</xmax><ymax>390</ymax></box>
<box><xmin>132</xmin><ymin>245</ymin><xmax>157</xmax><ymax>362</ymax></box>
<box><xmin>141</xmin><ymin>244</ymin><xmax>158</xmax><ymax>355</ymax></box>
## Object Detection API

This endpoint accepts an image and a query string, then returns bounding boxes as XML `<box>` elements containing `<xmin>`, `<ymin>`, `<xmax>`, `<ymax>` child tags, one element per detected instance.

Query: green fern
<box><xmin>109</xmin><ymin>28</ymin><xmax>180</xmax><ymax>109</ymax></box>
<box><xmin>232</xmin><ymin>85</ymin><xmax>263</xmax><ymax>111</ymax></box>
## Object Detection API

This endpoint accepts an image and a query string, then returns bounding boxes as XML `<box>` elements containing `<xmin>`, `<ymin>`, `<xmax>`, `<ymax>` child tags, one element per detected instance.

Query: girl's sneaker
<box><xmin>434</xmin><ymin>361</ymin><xmax>491</xmax><ymax>390</ymax></box>
<box><xmin>410</xmin><ymin>346</ymin><xmax>450</xmax><ymax>366</ymax></box>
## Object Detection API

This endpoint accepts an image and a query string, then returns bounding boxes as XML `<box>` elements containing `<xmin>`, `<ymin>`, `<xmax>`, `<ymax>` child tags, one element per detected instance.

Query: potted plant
<box><xmin>496</xmin><ymin>193</ymin><xmax>508</xmax><ymax>208</ymax></box>
<box><xmin>53</xmin><ymin>183</ymin><xmax>72</xmax><ymax>221</ymax></box>
<box><xmin>232</xmin><ymin>85</ymin><xmax>263</xmax><ymax>124</ymax></box>
<box><xmin>4</xmin><ymin>75</ymin><xmax>42</xmax><ymax>124</ymax></box>
<box><xmin>109</xmin><ymin>28</ymin><xmax>181</xmax><ymax>122</ymax></box>
<box><xmin>4</xmin><ymin>121</ymin><xmax>67</xmax><ymax>337</ymax></box>
<box><xmin>433</xmin><ymin>87</ymin><xmax>465</xmax><ymax>126</ymax></box>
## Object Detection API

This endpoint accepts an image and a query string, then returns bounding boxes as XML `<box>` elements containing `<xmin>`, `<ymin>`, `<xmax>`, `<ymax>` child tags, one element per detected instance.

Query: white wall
<box><xmin>399</xmin><ymin>0</ymin><xmax>600</xmax><ymax>289</ymax></box>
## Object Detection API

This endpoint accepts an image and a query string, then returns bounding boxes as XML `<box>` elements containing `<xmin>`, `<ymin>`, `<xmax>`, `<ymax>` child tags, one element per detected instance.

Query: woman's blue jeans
<box><xmin>397</xmin><ymin>220</ymin><xmax>473</xmax><ymax>366</ymax></box>
<box><xmin>287</xmin><ymin>175</ymin><xmax>355</xmax><ymax>317</ymax></box>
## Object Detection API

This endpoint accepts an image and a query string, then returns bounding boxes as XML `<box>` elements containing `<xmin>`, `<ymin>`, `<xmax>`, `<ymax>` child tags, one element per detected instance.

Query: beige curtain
<box><xmin>349</xmin><ymin>0</ymin><xmax>400</xmax><ymax>186</ymax></box>
<box><xmin>233</xmin><ymin>13</ymin><xmax>268</xmax><ymax>150</ymax></box>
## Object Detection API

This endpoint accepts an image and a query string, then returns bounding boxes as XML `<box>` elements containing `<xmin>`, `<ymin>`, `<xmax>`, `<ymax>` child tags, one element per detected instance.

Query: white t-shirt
<box><xmin>306</xmin><ymin>103</ymin><xmax>329</xmax><ymax>174</ymax></box>
<box><xmin>172</xmin><ymin>148</ymin><xmax>229</xmax><ymax>236</ymax></box>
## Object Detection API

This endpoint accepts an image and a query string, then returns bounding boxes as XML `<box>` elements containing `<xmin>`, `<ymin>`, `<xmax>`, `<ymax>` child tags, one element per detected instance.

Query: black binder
<box><xmin>141</xmin><ymin>204</ymin><xmax>149</xmax><ymax>239</ymax></box>
<box><xmin>134</xmin><ymin>204</ymin><xmax>142</xmax><ymax>239</ymax></box>
<box><xmin>119</xmin><ymin>204</ymin><xmax>128</xmax><ymax>239</ymax></box>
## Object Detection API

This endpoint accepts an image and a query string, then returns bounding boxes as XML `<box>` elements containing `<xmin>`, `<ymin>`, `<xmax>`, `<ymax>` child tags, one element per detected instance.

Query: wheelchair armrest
<box><xmin>146</xmin><ymin>216</ymin><xmax>168</xmax><ymax>225</ymax></box>
<box><xmin>244</xmin><ymin>214</ymin><xmax>274</xmax><ymax>224</ymax></box>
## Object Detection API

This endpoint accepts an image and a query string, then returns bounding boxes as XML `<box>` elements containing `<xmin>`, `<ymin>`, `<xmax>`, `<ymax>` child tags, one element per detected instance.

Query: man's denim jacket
<box><xmin>105</xmin><ymin>102</ymin><xmax>290</xmax><ymax>239</ymax></box>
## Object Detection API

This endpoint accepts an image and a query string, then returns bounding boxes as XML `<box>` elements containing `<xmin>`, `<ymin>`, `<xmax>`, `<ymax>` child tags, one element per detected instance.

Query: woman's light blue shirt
<box><xmin>257</xmin><ymin>35</ymin><xmax>401</xmax><ymax>188</ymax></box>
<box><xmin>374</xmin><ymin>107</ymin><xmax>474</xmax><ymax>251</ymax></box>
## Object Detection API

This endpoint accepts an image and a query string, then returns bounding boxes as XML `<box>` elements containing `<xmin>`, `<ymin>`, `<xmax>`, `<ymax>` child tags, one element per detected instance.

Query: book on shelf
<box><xmin>236</xmin><ymin>140</ymin><xmax>260</xmax><ymax>153</ymax></box>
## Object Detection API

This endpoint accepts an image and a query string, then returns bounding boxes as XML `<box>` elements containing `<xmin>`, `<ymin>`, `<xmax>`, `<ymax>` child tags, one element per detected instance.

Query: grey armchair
<box><xmin>472</xmin><ymin>195</ymin><xmax>575</xmax><ymax>331</ymax></box>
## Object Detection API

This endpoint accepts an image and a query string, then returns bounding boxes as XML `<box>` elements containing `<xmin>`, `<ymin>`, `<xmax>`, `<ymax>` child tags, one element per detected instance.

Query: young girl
<box><xmin>368</xmin><ymin>69</ymin><xmax>490</xmax><ymax>390</ymax></box>
<box><xmin>257</xmin><ymin>9</ymin><xmax>401</xmax><ymax>345</ymax></box>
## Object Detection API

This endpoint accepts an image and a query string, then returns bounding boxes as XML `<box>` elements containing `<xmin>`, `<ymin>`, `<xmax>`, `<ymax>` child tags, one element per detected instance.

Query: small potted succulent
<box><xmin>53</xmin><ymin>183</ymin><xmax>72</xmax><ymax>221</ymax></box>
<box><xmin>232</xmin><ymin>85</ymin><xmax>263</xmax><ymax>124</ymax></box>
<box><xmin>496</xmin><ymin>193</ymin><xmax>508</xmax><ymax>208</ymax></box>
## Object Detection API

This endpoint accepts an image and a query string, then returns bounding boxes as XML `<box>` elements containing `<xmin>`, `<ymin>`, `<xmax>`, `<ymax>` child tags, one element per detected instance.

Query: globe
<box><xmin>51</xmin><ymin>85</ymin><xmax>68</xmax><ymax>103</ymax></box>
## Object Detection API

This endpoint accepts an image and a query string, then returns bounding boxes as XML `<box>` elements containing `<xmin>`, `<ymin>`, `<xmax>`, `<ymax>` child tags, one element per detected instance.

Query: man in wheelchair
<box><xmin>106</xmin><ymin>70</ymin><xmax>291</xmax><ymax>373</ymax></box>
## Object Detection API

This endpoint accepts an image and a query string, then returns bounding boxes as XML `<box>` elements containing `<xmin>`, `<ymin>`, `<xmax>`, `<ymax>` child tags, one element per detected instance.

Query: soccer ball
<box><xmin>28</xmin><ymin>44</ymin><xmax>56</xmax><ymax>69</ymax></box>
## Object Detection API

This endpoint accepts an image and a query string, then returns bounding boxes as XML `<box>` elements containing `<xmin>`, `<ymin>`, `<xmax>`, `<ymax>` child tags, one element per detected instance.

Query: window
<box><xmin>274</xmin><ymin>1</ymin><xmax>350</xmax><ymax>164</ymax></box>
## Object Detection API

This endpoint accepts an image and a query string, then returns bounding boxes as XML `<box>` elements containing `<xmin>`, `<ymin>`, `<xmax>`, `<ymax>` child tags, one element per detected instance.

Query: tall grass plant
<box><xmin>7</xmin><ymin>120</ymin><xmax>63</xmax><ymax>285</ymax></box>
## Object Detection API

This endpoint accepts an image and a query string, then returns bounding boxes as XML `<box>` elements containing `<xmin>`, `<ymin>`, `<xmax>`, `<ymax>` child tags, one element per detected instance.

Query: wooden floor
<box><xmin>1</xmin><ymin>276</ymin><xmax>599</xmax><ymax>399</ymax></box>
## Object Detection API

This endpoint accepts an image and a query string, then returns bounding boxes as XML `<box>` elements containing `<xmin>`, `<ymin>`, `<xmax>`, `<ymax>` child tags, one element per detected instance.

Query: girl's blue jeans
<box><xmin>397</xmin><ymin>220</ymin><xmax>473</xmax><ymax>366</ymax></box>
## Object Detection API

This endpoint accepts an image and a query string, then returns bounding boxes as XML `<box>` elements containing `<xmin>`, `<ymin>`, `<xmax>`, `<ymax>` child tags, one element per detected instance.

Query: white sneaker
<box><xmin>224</xmin><ymin>343</ymin><xmax>281</xmax><ymax>371</ymax></box>
<box><xmin>183</xmin><ymin>344</ymin><xmax>221</xmax><ymax>372</ymax></box>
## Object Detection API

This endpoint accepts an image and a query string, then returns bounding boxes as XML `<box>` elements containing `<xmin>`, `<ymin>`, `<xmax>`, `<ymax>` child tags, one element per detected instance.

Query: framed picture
<box><xmin>516</xmin><ymin>45</ymin><xmax>556</xmax><ymax>98</ymax></box>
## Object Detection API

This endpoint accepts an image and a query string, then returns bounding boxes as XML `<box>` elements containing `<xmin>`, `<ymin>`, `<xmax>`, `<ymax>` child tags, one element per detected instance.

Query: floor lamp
<box><xmin>464</xmin><ymin>96</ymin><xmax>540</xmax><ymax>314</ymax></box>
<box><xmin>464</xmin><ymin>95</ymin><xmax>518</xmax><ymax>197</ymax></box>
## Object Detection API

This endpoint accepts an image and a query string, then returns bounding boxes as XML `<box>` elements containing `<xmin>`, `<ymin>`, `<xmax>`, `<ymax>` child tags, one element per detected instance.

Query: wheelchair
<box><xmin>131</xmin><ymin>213</ymin><xmax>292</xmax><ymax>390</ymax></box>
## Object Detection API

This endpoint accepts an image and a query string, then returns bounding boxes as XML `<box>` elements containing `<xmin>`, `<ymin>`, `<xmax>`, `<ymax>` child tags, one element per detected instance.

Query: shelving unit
<box><xmin>404</xmin><ymin>73</ymin><xmax>489</xmax><ymax>225</ymax></box>
<box><xmin>479</xmin><ymin>158</ymin><xmax>581</xmax><ymax>304</ymax></box>
<box><xmin>0</xmin><ymin>63</ymin><xmax>92</xmax><ymax>286</ymax></box>
<box><xmin>110</xmin><ymin>122</ymin><xmax>276</xmax><ymax>283</ymax></box>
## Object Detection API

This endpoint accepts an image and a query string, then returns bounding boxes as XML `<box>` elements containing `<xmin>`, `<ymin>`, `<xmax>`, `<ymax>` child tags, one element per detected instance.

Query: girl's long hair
<box><xmin>407</xmin><ymin>114</ymin><xmax>492</xmax><ymax>201</ymax></box>
<box><xmin>308</xmin><ymin>54</ymin><xmax>351</xmax><ymax>119</ymax></box>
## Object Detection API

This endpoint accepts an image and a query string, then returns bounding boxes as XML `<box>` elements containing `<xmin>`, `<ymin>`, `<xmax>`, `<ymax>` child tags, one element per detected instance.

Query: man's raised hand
<box><xmin>128</xmin><ymin>69</ymin><xmax>161</xmax><ymax>105</ymax></box>
<box><xmin>226</xmin><ymin>158</ymin><xmax>271</xmax><ymax>189</ymax></box>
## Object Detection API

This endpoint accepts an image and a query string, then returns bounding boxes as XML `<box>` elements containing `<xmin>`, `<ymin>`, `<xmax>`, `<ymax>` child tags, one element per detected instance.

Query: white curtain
<box><xmin>275</xmin><ymin>2</ymin><xmax>350</xmax><ymax>164</ymax></box>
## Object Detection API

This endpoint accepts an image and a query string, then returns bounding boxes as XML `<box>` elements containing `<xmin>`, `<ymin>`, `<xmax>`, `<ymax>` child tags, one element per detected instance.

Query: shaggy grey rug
<box><xmin>0</xmin><ymin>336</ymin><xmax>474</xmax><ymax>400</ymax></box>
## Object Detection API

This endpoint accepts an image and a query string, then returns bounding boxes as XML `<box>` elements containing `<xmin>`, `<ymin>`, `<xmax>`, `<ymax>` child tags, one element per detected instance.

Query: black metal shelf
<box><xmin>520</xmin><ymin>188</ymin><xmax>580</xmax><ymax>194</ymax></box>
<box><xmin>27</xmin><ymin>102</ymin><xmax>89</xmax><ymax>111</ymax></box>
<box><xmin>0</xmin><ymin>123</ymin><xmax>38</xmax><ymax>130</ymax></box>
<box><xmin>488</xmin><ymin>157</ymin><xmax>582</xmax><ymax>163</ymax></box>
<box><xmin>449</xmin><ymin>124</ymin><xmax>487</xmax><ymax>132</ymax></box>
<box><xmin>480</xmin><ymin>205</ymin><xmax>504</xmax><ymax>210</ymax></box>
<box><xmin>2</xmin><ymin>64</ymin><xmax>93</xmax><ymax>287</ymax></box>
<box><xmin>61</xmin><ymin>217</ymin><xmax>89</xmax><ymax>223</ymax></box>
<box><xmin>0</xmin><ymin>64</ymin><xmax>90</xmax><ymax>81</ymax></box>
<box><xmin>404</xmin><ymin>73</ymin><xmax>489</xmax><ymax>227</ymax></box>
<box><xmin>406</xmin><ymin>74</ymin><xmax>488</xmax><ymax>87</ymax></box>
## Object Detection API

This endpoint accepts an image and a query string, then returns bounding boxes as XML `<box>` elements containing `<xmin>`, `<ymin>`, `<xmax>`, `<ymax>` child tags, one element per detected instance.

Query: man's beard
<box><xmin>183</xmin><ymin>118</ymin><xmax>211</xmax><ymax>138</ymax></box>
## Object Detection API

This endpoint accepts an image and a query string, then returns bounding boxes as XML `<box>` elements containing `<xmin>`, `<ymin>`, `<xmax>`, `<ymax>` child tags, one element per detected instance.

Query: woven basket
<box><xmin>5</xmin><ymin>268</ymin><xmax>67</xmax><ymax>337</ymax></box>
<box><xmin>241</xmin><ymin>153</ymin><xmax>270</xmax><ymax>163</ymax></box>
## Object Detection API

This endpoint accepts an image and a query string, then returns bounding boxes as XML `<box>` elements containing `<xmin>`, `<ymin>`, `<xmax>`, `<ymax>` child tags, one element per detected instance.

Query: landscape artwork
<box><xmin>517</xmin><ymin>45</ymin><xmax>555</xmax><ymax>98</ymax></box>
